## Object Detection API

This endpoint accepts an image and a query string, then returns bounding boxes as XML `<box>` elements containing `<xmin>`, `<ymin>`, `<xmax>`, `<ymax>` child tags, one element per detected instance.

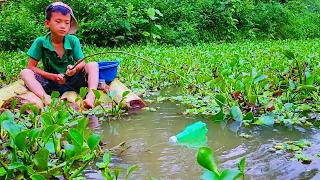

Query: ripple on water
<box><xmin>88</xmin><ymin>101</ymin><xmax>320</xmax><ymax>180</ymax></box>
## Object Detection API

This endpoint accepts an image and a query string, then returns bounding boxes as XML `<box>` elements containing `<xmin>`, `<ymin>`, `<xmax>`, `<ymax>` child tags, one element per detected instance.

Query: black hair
<box><xmin>45</xmin><ymin>5</ymin><xmax>71</xmax><ymax>20</ymax></box>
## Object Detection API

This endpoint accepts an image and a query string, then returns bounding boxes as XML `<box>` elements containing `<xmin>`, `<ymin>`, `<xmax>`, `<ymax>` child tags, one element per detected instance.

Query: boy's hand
<box><xmin>66</xmin><ymin>65</ymin><xmax>77</xmax><ymax>76</ymax></box>
<box><xmin>54</xmin><ymin>74</ymin><xmax>66</xmax><ymax>84</ymax></box>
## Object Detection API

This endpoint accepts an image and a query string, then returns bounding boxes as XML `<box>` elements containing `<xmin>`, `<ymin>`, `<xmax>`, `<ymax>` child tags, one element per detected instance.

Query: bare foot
<box><xmin>43</xmin><ymin>95</ymin><xmax>52</xmax><ymax>106</ymax></box>
<box><xmin>83</xmin><ymin>91</ymin><xmax>95</xmax><ymax>109</ymax></box>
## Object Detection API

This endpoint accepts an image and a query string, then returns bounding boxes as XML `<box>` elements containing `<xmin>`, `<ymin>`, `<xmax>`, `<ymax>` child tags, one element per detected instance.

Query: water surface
<box><xmin>85</xmin><ymin>100</ymin><xmax>320</xmax><ymax>180</ymax></box>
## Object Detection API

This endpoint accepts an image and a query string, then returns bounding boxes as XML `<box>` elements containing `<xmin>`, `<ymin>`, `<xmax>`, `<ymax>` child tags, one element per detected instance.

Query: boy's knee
<box><xmin>85</xmin><ymin>62</ymin><xmax>98</xmax><ymax>71</ymax></box>
<box><xmin>20</xmin><ymin>69</ymin><xmax>33</xmax><ymax>78</ymax></box>
<box><xmin>87</xmin><ymin>62</ymin><xmax>98</xmax><ymax>68</ymax></box>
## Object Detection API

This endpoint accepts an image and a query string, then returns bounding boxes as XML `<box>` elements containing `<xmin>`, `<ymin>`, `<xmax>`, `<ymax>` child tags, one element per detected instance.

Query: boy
<box><xmin>20</xmin><ymin>2</ymin><xmax>98</xmax><ymax>108</ymax></box>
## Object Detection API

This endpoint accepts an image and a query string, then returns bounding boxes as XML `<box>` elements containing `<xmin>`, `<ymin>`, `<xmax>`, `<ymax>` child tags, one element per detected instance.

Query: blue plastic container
<box><xmin>98</xmin><ymin>61</ymin><xmax>120</xmax><ymax>83</ymax></box>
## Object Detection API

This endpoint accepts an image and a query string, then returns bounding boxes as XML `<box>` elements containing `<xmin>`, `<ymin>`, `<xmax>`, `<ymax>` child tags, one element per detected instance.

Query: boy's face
<box><xmin>45</xmin><ymin>12</ymin><xmax>71</xmax><ymax>37</ymax></box>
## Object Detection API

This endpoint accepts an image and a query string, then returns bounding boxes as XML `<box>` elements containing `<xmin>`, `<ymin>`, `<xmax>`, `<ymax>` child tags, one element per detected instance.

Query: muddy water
<box><xmin>85</xmin><ymin>101</ymin><xmax>320</xmax><ymax>180</ymax></box>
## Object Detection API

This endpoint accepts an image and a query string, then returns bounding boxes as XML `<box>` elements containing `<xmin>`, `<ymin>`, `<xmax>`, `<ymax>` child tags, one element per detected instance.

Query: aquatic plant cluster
<box><xmin>104</xmin><ymin>39</ymin><xmax>320</xmax><ymax>129</ymax></box>
<box><xmin>0</xmin><ymin>39</ymin><xmax>319</xmax><ymax>178</ymax></box>
<box><xmin>0</xmin><ymin>95</ymin><xmax>101</xmax><ymax>179</ymax></box>
<box><xmin>1</xmin><ymin>39</ymin><xmax>320</xmax><ymax>127</ymax></box>
<box><xmin>0</xmin><ymin>90</ymin><xmax>138</xmax><ymax>179</ymax></box>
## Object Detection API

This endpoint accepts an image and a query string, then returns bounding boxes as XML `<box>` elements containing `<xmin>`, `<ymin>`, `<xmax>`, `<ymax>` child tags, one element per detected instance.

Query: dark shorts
<box><xmin>32</xmin><ymin>68</ymin><xmax>88</xmax><ymax>95</ymax></box>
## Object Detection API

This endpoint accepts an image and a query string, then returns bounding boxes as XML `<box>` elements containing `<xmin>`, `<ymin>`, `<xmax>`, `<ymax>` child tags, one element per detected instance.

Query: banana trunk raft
<box><xmin>0</xmin><ymin>78</ymin><xmax>147</xmax><ymax>111</ymax></box>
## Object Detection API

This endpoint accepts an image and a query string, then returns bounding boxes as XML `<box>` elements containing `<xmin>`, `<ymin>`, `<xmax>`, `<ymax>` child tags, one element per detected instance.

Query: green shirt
<box><xmin>27</xmin><ymin>33</ymin><xmax>84</xmax><ymax>74</ymax></box>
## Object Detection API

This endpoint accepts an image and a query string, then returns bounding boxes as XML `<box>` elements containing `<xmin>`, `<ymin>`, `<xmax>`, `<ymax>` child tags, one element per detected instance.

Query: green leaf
<box><xmin>114</xmin><ymin>168</ymin><xmax>121</xmax><ymax>179</ymax></box>
<box><xmin>125</xmin><ymin>165</ymin><xmax>139</xmax><ymax>180</ymax></box>
<box><xmin>0</xmin><ymin>167</ymin><xmax>6</xmax><ymax>176</ymax></box>
<box><xmin>0</xmin><ymin>110</ymin><xmax>14</xmax><ymax>122</ymax></box>
<box><xmin>51</xmin><ymin>91</ymin><xmax>60</xmax><ymax>99</ymax></box>
<box><xmin>40</xmin><ymin>113</ymin><xmax>54</xmax><ymax>127</ymax></box>
<box><xmin>218</xmin><ymin>169</ymin><xmax>241</xmax><ymax>180</ymax></box>
<box><xmin>230</xmin><ymin>106</ymin><xmax>243</xmax><ymax>121</ymax></box>
<box><xmin>79</xmin><ymin>87</ymin><xmax>88</xmax><ymax>99</ymax></box>
<box><xmin>20</xmin><ymin>103</ymin><xmax>39</xmax><ymax>115</ymax></box>
<box><xmin>42</xmin><ymin>124</ymin><xmax>59</xmax><ymax>144</ymax></box>
<box><xmin>103</xmin><ymin>152</ymin><xmax>112</xmax><ymax>164</ymax></box>
<box><xmin>284</xmin><ymin>50</ymin><xmax>295</xmax><ymax>60</ymax></box>
<box><xmin>82</xmin><ymin>153</ymin><xmax>94</xmax><ymax>162</ymax></box>
<box><xmin>243</xmin><ymin>112</ymin><xmax>254</xmax><ymax>122</ymax></box>
<box><xmin>96</xmin><ymin>162</ymin><xmax>107</xmax><ymax>169</ymax></box>
<box><xmin>87</xmin><ymin>134</ymin><xmax>101</xmax><ymax>151</ymax></box>
<box><xmin>65</xmin><ymin>144</ymin><xmax>75</xmax><ymax>159</ymax></box>
<box><xmin>212</xmin><ymin>110</ymin><xmax>225</xmax><ymax>122</ymax></box>
<box><xmin>31</xmin><ymin>174</ymin><xmax>47</xmax><ymax>180</ymax></box>
<box><xmin>29</xmin><ymin>128</ymin><xmax>42</xmax><ymax>144</ymax></box>
<box><xmin>296</xmin><ymin>85</ymin><xmax>317</xmax><ymax>92</ymax></box>
<box><xmin>92</xmin><ymin>89</ymin><xmax>101</xmax><ymax>100</ymax></box>
<box><xmin>45</xmin><ymin>138</ymin><xmax>55</xmax><ymax>154</ymax></box>
<box><xmin>248</xmin><ymin>94</ymin><xmax>257</xmax><ymax>104</ymax></box>
<box><xmin>122</xmin><ymin>91</ymin><xmax>130</xmax><ymax>98</ymax></box>
<box><xmin>69</xmin><ymin>129</ymin><xmax>84</xmax><ymax>147</ymax></box>
<box><xmin>289</xmin><ymin>79</ymin><xmax>295</xmax><ymax>90</ymax></box>
<box><xmin>110</xmin><ymin>89</ymin><xmax>117</xmax><ymax>100</ymax></box>
<box><xmin>197</xmin><ymin>147</ymin><xmax>220</xmax><ymax>176</ymax></box>
<box><xmin>155</xmin><ymin>9</ymin><xmax>163</xmax><ymax>17</ymax></box>
<box><xmin>142</xmin><ymin>31</ymin><xmax>150</xmax><ymax>37</ymax></box>
<box><xmin>2</xmin><ymin>120</ymin><xmax>21</xmax><ymax>138</ymax></box>
<box><xmin>34</xmin><ymin>148</ymin><xmax>49</xmax><ymax>171</ymax></box>
<box><xmin>238</xmin><ymin>157</ymin><xmax>246</xmax><ymax>172</ymax></box>
<box><xmin>15</xmin><ymin>131</ymin><xmax>27</xmax><ymax>152</ymax></box>
<box><xmin>215</xmin><ymin>94</ymin><xmax>226</xmax><ymax>107</ymax></box>
<box><xmin>147</xmin><ymin>8</ymin><xmax>156</xmax><ymax>20</ymax></box>
<box><xmin>254</xmin><ymin>74</ymin><xmax>267</xmax><ymax>84</ymax></box>
<box><xmin>8</xmin><ymin>162</ymin><xmax>26</xmax><ymax>170</ymax></box>
<box><xmin>56</xmin><ymin>109</ymin><xmax>71</xmax><ymax>125</ymax></box>
<box><xmin>306</xmin><ymin>75</ymin><xmax>314</xmax><ymax>85</ymax></box>
<box><xmin>10</xmin><ymin>98</ymin><xmax>18</xmax><ymax>110</ymax></box>
<box><xmin>201</xmin><ymin>169</ymin><xmax>219</xmax><ymax>180</ymax></box>
<box><xmin>256</xmin><ymin>115</ymin><xmax>274</xmax><ymax>126</ymax></box>
<box><xmin>155</xmin><ymin>24</ymin><xmax>162</xmax><ymax>30</ymax></box>
<box><xmin>73</xmin><ymin>146</ymin><xmax>89</xmax><ymax>160</ymax></box>
<box><xmin>76</xmin><ymin>117</ymin><xmax>88</xmax><ymax>134</ymax></box>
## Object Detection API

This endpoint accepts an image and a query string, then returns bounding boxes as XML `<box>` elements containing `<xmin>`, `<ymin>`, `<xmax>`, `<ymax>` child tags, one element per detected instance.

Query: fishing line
<box><xmin>68</xmin><ymin>51</ymin><xmax>224</xmax><ymax>105</ymax></box>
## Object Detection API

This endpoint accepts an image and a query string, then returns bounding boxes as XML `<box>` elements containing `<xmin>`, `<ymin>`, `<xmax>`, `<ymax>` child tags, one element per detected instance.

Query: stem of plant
<box><xmin>0</xmin><ymin>159</ymin><xmax>8</xmax><ymax>171</ymax></box>
<box><xmin>69</xmin><ymin>155</ymin><xmax>95</xmax><ymax>178</ymax></box>
<box><xmin>254</xmin><ymin>86</ymin><xmax>260</xmax><ymax>104</ymax></box>
<box><xmin>98</xmin><ymin>102</ymin><xmax>108</xmax><ymax>114</ymax></box>
<box><xmin>295</xmin><ymin>58</ymin><xmax>303</xmax><ymax>84</ymax></box>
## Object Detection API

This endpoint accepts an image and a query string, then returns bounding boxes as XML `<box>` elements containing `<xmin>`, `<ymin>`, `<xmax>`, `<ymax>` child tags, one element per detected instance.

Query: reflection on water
<box><xmin>87</xmin><ymin>101</ymin><xmax>320</xmax><ymax>180</ymax></box>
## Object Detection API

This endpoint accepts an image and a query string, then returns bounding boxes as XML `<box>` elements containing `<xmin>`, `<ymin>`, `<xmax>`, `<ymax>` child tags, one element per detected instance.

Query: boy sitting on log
<box><xmin>20</xmin><ymin>2</ymin><xmax>98</xmax><ymax>108</ymax></box>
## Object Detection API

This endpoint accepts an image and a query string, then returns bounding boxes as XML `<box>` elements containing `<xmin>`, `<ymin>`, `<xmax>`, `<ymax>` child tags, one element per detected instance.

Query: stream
<box><xmin>84</xmin><ymin>98</ymin><xmax>320</xmax><ymax>180</ymax></box>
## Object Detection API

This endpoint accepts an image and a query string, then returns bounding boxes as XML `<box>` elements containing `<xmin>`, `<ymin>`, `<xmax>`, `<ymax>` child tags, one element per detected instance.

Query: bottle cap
<box><xmin>168</xmin><ymin>136</ymin><xmax>178</xmax><ymax>143</ymax></box>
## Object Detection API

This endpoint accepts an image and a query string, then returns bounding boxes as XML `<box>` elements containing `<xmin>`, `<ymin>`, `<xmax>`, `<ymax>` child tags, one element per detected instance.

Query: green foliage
<box><xmin>0</xmin><ymin>1</ymin><xmax>46</xmax><ymax>51</ymax></box>
<box><xmin>271</xmin><ymin>140</ymin><xmax>313</xmax><ymax>164</ymax></box>
<box><xmin>96</xmin><ymin>152</ymin><xmax>139</xmax><ymax>180</ymax></box>
<box><xmin>197</xmin><ymin>146</ymin><xmax>246</xmax><ymax>179</ymax></box>
<box><xmin>0</xmin><ymin>96</ymin><xmax>104</xmax><ymax>179</ymax></box>
<box><xmin>1</xmin><ymin>0</ymin><xmax>320</xmax><ymax>50</ymax></box>
<box><xmin>93</xmin><ymin>88</ymin><xmax>130</xmax><ymax>118</ymax></box>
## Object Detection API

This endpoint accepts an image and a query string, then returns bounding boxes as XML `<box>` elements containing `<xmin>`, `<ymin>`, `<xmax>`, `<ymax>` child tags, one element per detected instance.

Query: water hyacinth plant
<box><xmin>197</xmin><ymin>146</ymin><xmax>246</xmax><ymax>180</ymax></box>
<box><xmin>0</xmin><ymin>92</ymin><xmax>102</xmax><ymax>179</ymax></box>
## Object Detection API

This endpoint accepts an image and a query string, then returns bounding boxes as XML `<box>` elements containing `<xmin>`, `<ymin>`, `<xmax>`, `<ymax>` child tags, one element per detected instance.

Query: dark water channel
<box><xmin>84</xmin><ymin>99</ymin><xmax>320</xmax><ymax>180</ymax></box>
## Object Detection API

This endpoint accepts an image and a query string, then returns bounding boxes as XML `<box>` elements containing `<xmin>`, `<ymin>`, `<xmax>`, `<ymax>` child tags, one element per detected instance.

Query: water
<box><xmin>86</xmin><ymin>101</ymin><xmax>320</xmax><ymax>180</ymax></box>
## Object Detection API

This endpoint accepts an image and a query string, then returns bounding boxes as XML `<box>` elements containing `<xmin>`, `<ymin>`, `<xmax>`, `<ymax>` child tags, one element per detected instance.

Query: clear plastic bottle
<box><xmin>168</xmin><ymin>121</ymin><xmax>208</xmax><ymax>143</ymax></box>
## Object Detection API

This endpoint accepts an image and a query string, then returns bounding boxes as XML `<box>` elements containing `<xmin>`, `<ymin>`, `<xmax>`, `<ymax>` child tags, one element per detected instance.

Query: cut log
<box><xmin>0</xmin><ymin>80</ymin><xmax>28</xmax><ymax>107</ymax></box>
<box><xmin>0</xmin><ymin>79</ymin><xmax>145</xmax><ymax>110</ymax></box>
<box><xmin>109</xmin><ymin>78</ymin><xmax>147</xmax><ymax>109</ymax></box>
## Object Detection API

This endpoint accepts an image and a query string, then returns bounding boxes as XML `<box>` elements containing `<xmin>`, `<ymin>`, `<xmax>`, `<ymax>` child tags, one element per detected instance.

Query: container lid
<box><xmin>168</xmin><ymin>136</ymin><xmax>178</xmax><ymax>143</ymax></box>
